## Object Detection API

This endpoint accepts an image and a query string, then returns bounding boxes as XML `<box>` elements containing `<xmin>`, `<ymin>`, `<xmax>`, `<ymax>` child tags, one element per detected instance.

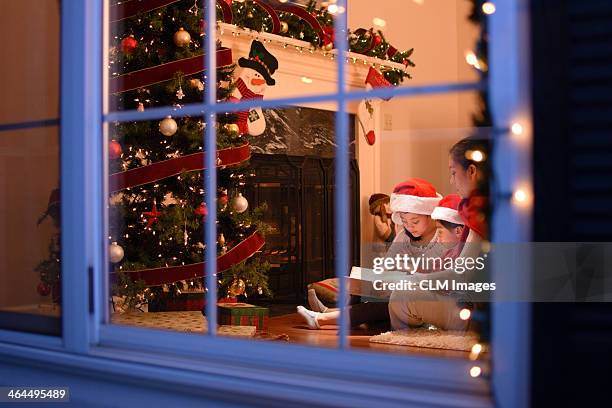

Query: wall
<box><xmin>0</xmin><ymin>1</ymin><xmax>60</xmax><ymax>309</ymax></box>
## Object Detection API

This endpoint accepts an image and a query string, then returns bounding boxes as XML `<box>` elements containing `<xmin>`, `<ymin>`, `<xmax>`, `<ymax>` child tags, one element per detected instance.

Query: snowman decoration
<box><xmin>230</xmin><ymin>40</ymin><xmax>278</xmax><ymax>136</ymax></box>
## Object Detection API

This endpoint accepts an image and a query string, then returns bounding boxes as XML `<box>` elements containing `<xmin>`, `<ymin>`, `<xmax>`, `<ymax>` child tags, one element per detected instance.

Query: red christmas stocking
<box><xmin>357</xmin><ymin>98</ymin><xmax>379</xmax><ymax>146</ymax></box>
<box><xmin>357</xmin><ymin>68</ymin><xmax>392</xmax><ymax>146</ymax></box>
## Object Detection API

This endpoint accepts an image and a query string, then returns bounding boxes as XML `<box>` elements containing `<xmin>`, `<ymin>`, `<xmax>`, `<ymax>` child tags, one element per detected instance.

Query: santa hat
<box><xmin>431</xmin><ymin>194</ymin><xmax>464</xmax><ymax>225</ymax></box>
<box><xmin>390</xmin><ymin>178</ymin><xmax>442</xmax><ymax>225</ymax></box>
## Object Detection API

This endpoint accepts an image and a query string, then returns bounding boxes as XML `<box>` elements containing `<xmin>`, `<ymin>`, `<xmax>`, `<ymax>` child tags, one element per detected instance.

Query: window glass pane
<box><xmin>349</xmin><ymin>0</ymin><xmax>482</xmax><ymax>90</ymax></box>
<box><xmin>103</xmin><ymin>0</ymin><xmax>491</xmax><ymax>362</ymax></box>
<box><xmin>0</xmin><ymin>0</ymin><xmax>61</xmax><ymax>336</ymax></box>
<box><xmin>351</xmin><ymin>92</ymin><xmax>491</xmax><ymax>358</ymax></box>
<box><xmin>105</xmin><ymin>0</ymin><xmax>338</xmax><ymax>112</ymax></box>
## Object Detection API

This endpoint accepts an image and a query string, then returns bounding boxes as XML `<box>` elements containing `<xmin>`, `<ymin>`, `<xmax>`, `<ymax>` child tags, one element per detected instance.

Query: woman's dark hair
<box><xmin>449</xmin><ymin>136</ymin><xmax>490</xmax><ymax>194</ymax></box>
<box><xmin>438</xmin><ymin>219</ymin><xmax>464</xmax><ymax>231</ymax></box>
<box><xmin>449</xmin><ymin>136</ymin><xmax>490</xmax><ymax>171</ymax></box>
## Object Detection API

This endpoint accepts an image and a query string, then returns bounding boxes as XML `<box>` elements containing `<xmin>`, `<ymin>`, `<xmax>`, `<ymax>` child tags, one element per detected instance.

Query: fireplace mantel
<box><xmin>217</xmin><ymin>22</ymin><xmax>406</xmax><ymax>113</ymax></box>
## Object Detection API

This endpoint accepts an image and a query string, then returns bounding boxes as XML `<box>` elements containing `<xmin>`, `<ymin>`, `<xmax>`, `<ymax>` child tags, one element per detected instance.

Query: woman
<box><xmin>387</xmin><ymin>136</ymin><xmax>489</xmax><ymax>331</ymax></box>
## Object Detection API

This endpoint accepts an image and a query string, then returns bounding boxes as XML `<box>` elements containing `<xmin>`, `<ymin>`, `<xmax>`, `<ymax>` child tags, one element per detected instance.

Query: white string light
<box><xmin>511</xmin><ymin>122</ymin><xmax>524</xmax><ymax>136</ymax></box>
<box><xmin>459</xmin><ymin>308</ymin><xmax>471</xmax><ymax>320</ymax></box>
<box><xmin>482</xmin><ymin>2</ymin><xmax>496</xmax><ymax>15</ymax></box>
<box><xmin>512</xmin><ymin>189</ymin><xmax>528</xmax><ymax>203</ymax></box>
<box><xmin>470</xmin><ymin>366</ymin><xmax>482</xmax><ymax>378</ymax></box>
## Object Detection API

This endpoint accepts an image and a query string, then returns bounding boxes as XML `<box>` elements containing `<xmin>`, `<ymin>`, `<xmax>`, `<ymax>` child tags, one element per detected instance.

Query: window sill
<box><xmin>1</xmin><ymin>332</ymin><xmax>491</xmax><ymax>407</ymax></box>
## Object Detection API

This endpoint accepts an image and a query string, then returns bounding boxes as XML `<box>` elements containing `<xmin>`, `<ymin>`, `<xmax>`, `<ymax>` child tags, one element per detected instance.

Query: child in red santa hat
<box><xmin>298</xmin><ymin>178</ymin><xmax>444</xmax><ymax>329</ymax></box>
<box><xmin>384</xmin><ymin>178</ymin><xmax>446</xmax><ymax>264</ymax></box>
<box><xmin>431</xmin><ymin>194</ymin><xmax>466</xmax><ymax>257</ymax></box>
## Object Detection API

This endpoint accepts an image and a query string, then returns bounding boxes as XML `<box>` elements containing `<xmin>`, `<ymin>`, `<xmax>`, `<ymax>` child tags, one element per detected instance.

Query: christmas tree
<box><xmin>107</xmin><ymin>0</ymin><xmax>273</xmax><ymax>311</ymax></box>
<box><xmin>37</xmin><ymin>0</ymin><xmax>272</xmax><ymax>311</ymax></box>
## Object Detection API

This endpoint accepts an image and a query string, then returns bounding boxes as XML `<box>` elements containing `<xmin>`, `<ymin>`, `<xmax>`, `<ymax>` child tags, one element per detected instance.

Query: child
<box><xmin>430</xmin><ymin>194</ymin><xmax>465</xmax><ymax>254</ymax></box>
<box><xmin>387</xmin><ymin>193</ymin><xmax>471</xmax><ymax>331</ymax></box>
<box><xmin>299</xmin><ymin>179</ymin><xmax>444</xmax><ymax>329</ymax></box>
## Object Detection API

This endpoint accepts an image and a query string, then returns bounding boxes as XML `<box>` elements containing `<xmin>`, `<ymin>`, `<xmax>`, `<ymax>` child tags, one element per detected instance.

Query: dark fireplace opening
<box><xmin>244</xmin><ymin>154</ymin><xmax>360</xmax><ymax>304</ymax></box>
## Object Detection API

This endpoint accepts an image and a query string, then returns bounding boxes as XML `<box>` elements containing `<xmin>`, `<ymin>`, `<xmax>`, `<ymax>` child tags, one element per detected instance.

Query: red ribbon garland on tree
<box><xmin>110</xmin><ymin>48</ymin><xmax>234</xmax><ymax>94</ymax></box>
<box><xmin>109</xmin><ymin>142</ymin><xmax>252</xmax><ymax>192</ymax></box>
<box><xmin>217</xmin><ymin>0</ymin><xmax>234</xmax><ymax>24</ymax></box>
<box><xmin>109</xmin><ymin>0</ymin><xmax>182</xmax><ymax>22</ymax></box>
<box><xmin>110</xmin><ymin>231</ymin><xmax>265</xmax><ymax>286</ymax></box>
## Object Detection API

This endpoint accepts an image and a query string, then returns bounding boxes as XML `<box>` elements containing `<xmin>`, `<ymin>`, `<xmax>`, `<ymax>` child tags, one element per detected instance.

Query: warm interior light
<box><xmin>301</xmin><ymin>76</ymin><xmax>313</xmax><ymax>84</ymax></box>
<box><xmin>373</xmin><ymin>18</ymin><xmax>387</xmax><ymax>28</ymax></box>
<box><xmin>459</xmin><ymin>308</ymin><xmax>471</xmax><ymax>320</ymax></box>
<box><xmin>328</xmin><ymin>4</ymin><xmax>338</xmax><ymax>14</ymax></box>
<box><xmin>470</xmin><ymin>366</ymin><xmax>482</xmax><ymax>378</ymax></box>
<box><xmin>482</xmin><ymin>2</ymin><xmax>496</xmax><ymax>15</ymax></box>
<box><xmin>511</xmin><ymin>122</ymin><xmax>524</xmax><ymax>135</ymax></box>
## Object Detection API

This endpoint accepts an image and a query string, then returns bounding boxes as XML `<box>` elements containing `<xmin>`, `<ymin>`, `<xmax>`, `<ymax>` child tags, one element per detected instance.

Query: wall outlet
<box><xmin>383</xmin><ymin>114</ymin><xmax>393</xmax><ymax>131</ymax></box>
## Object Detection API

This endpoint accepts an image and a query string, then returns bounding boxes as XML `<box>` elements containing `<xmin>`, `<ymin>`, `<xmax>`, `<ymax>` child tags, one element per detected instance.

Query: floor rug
<box><xmin>369</xmin><ymin>328</ymin><xmax>478</xmax><ymax>351</ymax></box>
<box><xmin>112</xmin><ymin>311</ymin><xmax>256</xmax><ymax>337</ymax></box>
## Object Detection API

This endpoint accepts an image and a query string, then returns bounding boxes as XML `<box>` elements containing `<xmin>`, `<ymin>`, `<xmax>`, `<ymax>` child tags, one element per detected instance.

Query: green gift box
<box><xmin>217</xmin><ymin>303</ymin><xmax>269</xmax><ymax>331</ymax></box>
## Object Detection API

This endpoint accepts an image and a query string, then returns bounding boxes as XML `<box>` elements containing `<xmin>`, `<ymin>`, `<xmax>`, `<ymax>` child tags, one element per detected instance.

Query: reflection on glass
<box><xmin>0</xmin><ymin>1</ymin><xmax>61</xmax><ymax>335</ymax></box>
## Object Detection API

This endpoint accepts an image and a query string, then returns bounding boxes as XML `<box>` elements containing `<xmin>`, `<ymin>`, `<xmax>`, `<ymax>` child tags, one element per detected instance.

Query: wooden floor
<box><xmin>267</xmin><ymin>313</ymin><xmax>471</xmax><ymax>359</ymax></box>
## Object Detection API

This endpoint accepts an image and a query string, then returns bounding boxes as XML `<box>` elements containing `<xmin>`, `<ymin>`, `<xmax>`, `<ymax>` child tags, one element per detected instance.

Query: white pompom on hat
<box><xmin>431</xmin><ymin>194</ymin><xmax>464</xmax><ymax>225</ymax></box>
<box><xmin>390</xmin><ymin>178</ymin><xmax>442</xmax><ymax>225</ymax></box>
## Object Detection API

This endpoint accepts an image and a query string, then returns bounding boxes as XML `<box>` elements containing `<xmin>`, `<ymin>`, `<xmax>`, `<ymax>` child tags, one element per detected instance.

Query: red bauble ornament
<box><xmin>199</xmin><ymin>19</ymin><xmax>207</xmax><ymax>34</ymax></box>
<box><xmin>121</xmin><ymin>35</ymin><xmax>138</xmax><ymax>54</ymax></box>
<box><xmin>373</xmin><ymin>35</ymin><xmax>382</xmax><ymax>46</ymax></box>
<box><xmin>109</xmin><ymin>140</ymin><xmax>122</xmax><ymax>159</ymax></box>
<box><xmin>37</xmin><ymin>282</ymin><xmax>51</xmax><ymax>296</ymax></box>
<box><xmin>195</xmin><ymin>203</ymin><xmax>208</xmax><ymax>219</ymax></box>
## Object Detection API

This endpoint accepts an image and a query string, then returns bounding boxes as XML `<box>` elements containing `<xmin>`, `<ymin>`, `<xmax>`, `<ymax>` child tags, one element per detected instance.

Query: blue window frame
<box><xmin>0</xmin><ymin>1</ymin><xmax>532</xmax><ymax>406</ymax></box>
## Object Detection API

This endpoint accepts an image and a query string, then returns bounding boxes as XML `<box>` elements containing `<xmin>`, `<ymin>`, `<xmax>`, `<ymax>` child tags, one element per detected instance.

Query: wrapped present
<box><xmin>148</xmin><ymin>291</ymin><xmax>206</xmax><ymax>312</ymax></box>
<box><xmin>217</xmin><ymin>302</ymin><xmax>269</xmax><ymax>331</ymax></box>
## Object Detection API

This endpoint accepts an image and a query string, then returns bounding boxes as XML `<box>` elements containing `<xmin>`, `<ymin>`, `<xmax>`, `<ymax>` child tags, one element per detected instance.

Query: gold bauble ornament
<box><xmin>224</xmin><ymin>123</ymin><xmax>240</xmax><ymax>134</ymax></box>
<box><xmin>173</xmin><ymin>27</ymin><xmax>191</xmax><ymax>47</ymax></box>
<box><xmin>228</xmin><ymin>278</ymin><xmax>246</xmax><ymax>296</ymax></box>
<box><xmin>159</xmin><ymin>116</ymin><xmax>178</xmax><ymax>137</ymax></box>
<box><xmin>280</xmin><ymin>21</ymin><xmax>289</xmax><ymax>33</ymax></box>
<box><xmin>323</xmin><ymin>42</ymin><xmax>333</xmax><ymax>51</ymax></box>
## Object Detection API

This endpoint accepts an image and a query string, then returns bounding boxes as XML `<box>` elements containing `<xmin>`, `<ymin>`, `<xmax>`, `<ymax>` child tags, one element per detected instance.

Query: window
<box><xmin>0</xmin><ymin>1</ymin><xmax>531</xmax><ymax>406</ymax></box>
<box><xmin>0</xmin><ymin>0</ymin><xmax>62</xmax><ymax>337</ymax></box>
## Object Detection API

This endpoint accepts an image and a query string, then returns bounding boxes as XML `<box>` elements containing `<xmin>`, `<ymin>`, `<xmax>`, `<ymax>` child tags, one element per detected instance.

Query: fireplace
<box><xmin>245</xmin><ymin>154</ymin><xmax>360</xmax><ymax>302</ymax></box>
